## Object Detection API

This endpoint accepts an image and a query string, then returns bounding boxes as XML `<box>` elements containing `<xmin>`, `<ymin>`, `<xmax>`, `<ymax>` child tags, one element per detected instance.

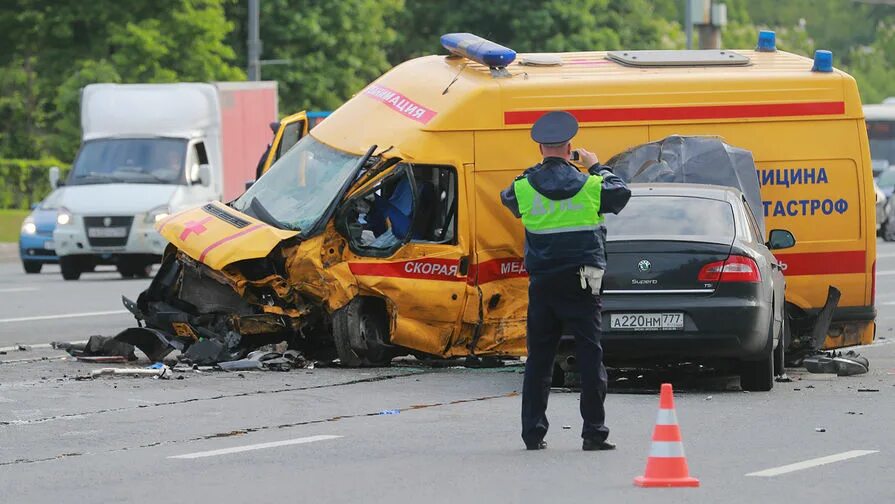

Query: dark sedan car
<box><xmin>599</xmin><ymin>184</ymin><xmax>795</xmax><ymax>391</ymax></box>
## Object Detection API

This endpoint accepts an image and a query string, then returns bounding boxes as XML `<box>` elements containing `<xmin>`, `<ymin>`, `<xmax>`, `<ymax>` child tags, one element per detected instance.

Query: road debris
<box><xmin>379</xmin><ymin>409</ymin><xmax>400</xmax><ymax>415</ymax></box>
<box><xmin>815</xmin><ymin>427</ymin><xmax>826</xmax><ymax>433</ymax></box>
<box><xmin>775</xmin><ymin>374</ymin><xmax>793</xmax><ymax>383</ymax></box>
<box><xmin>90</xmin><ymin>365</ymin><xmax>172</xmax><ymax>379</ymax></box>
<box><xmin>55</xmin><ymin>335</ymin><xmax>136</xmax><ymax>361</ymax></box>
<box><xmin>803</xmin><ymin>350</ymin><xmax>869</xmax><ymax>376</ymax></box>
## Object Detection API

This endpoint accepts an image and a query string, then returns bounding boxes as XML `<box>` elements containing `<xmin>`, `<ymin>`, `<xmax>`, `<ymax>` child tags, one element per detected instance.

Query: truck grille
<box><xmin>84</xmin><ymin>216</ymin><xmax>134</xmax><ymax>248</ymax></box>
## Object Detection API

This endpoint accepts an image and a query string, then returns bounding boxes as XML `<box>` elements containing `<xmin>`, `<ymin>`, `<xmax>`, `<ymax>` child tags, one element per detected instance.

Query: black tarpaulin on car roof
<box><xmin>606</xmin><ymin>135</ymin><xmax>765</xmax><ymax>236</ymax></box>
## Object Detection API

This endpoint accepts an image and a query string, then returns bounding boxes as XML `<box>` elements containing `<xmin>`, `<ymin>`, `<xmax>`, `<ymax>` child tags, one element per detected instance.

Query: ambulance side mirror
<box><xmin>767</xmin><ymin>229</ymin><xmax>796</xmax><ymax>250</ymax></box>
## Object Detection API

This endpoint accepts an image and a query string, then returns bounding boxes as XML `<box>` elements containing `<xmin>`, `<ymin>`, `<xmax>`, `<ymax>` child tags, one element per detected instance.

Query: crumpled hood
<box><xmin>157</xmin><ymin>201</ymin><xmax>298</xmax><ymax>270</ymax></box>
<box><xmin>57</xmin><ymin>184</ymin><xmax>178</xmax><ymax>214</ymax></box>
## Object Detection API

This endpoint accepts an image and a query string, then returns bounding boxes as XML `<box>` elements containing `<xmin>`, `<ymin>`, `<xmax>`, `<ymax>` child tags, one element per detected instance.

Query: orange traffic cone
<box><xmin>634</xmin><ymin>383</ymin><xmax>700</xmax><ymax>488</ymax></box>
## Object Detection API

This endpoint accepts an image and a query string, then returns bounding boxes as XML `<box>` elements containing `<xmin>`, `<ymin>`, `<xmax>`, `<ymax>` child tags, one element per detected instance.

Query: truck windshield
<box><xmin>232</xmin><ymin>135</ymin><xmax>362</xmax><ymax>232</ymax></box>
<box><xmin>69</xmin><ymin>138</ymin><xmax>187</xmax><ymax>185</ymax></box>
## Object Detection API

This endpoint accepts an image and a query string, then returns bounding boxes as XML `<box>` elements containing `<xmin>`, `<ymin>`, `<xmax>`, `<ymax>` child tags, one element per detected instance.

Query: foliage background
<box><xmin>3</xmin><ymin>0</ymin><xmax>895</xmax><ymax>194</ymax></box>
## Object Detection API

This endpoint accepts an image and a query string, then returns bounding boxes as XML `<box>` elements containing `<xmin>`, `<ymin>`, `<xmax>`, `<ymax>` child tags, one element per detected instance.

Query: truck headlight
<box><xmin>56</xmin><ymin>207</ymin><xmax>72</xmax><ymax>226</ymax></box>
<box><xmin>145</xmin><ymin>205</ymin><xmax>170</xmax><ymax>224</ymax></box>
<box><xmin>21</xmin><ymin>217</ymin><xmax>36</xmax><ymax>235</ymax></box>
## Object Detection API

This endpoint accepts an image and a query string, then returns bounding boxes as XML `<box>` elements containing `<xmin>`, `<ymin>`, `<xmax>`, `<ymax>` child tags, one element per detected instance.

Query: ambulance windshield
<box><xmin>232</xmin><ymin>136</ymin><xmax>362</xmax><ymax>232</ymax></box>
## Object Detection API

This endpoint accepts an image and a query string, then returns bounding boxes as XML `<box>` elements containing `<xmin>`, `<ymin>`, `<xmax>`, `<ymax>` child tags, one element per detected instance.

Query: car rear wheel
<box><xmin>332</xmin><ymin>297</ymin><xmax>395</xmax><ymax>367</ymax></box>
<box><xmin>23</xmin><ymin>261</ymin><xmax>42</xmax><ymax>274</ymax></box>
<box><xmin>740</xmin><ymin>313</ymin><xmax>775</xmax><ymax>392</ymax></box>
<box><xmin>59</xmin><ymin>256</ymin><xmax>82</xmax><ymax>281</ymax></box>
<box><xmin>773</xmin><ymin>316</ymin><xmax>787</xmax><ymax>376</ymax></box>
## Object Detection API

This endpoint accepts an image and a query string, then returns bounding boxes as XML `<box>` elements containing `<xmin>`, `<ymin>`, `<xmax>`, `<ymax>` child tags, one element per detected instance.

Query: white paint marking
<box><xmin>168</xmin><ymin>435</ymin><xmax>342</xmax><ymax>459</ymax></box>
<box><xmin>875</xmin><ymin>270</ymin><xmax>895</xmax><ymax>276</ymax></box>
<box><xmin>746</xmin><ymin>450</ymin><xmax>878</xmax><ymax>477</ymax></box>
<box><xmin>0</xmin><ymin>287</ymin><xmax>38</xmax><ymax>293</ymax></box>
<box><xmin>0</xmin><ymin>310</ymin><xmax>129</xmax><ymax>324</ymax></box>
<box><xmin>875</xmin><ymin>252</ymin><xmax>895</xmax><ymax>259</ymax></box>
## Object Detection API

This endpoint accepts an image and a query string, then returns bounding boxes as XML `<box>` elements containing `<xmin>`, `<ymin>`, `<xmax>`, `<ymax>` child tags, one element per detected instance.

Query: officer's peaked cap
<box><xmin>531</xmin><ymin>110</ymin><xmax>579</xmax><ymax>145</ymax></box>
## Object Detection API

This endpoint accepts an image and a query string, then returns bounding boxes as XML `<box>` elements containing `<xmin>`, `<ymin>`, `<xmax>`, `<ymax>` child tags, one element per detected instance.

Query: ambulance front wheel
<box><xmin>332</xmin><ymin>297</ymin><xmax>395</xmax><ymax>367</ymax></box>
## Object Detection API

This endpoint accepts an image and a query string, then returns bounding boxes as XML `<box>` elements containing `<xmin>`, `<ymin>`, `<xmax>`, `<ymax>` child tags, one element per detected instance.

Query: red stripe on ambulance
<box><xmin>349</xmin><ymin>258</ymin><xmax>464</xmax><ymax>281</ymax></box>
<box><xmin>362</xmin><ymin>84</ymin><xmax>437</xmax><ymax>124</ymax></box>
<box><xmin>470</xmin><ymin>258</ymin><xmax>528</xmax><ymax>285</ymax></box>
<box><xmin>504</xmin><ymin>101</ymin><xmax>846</xmax><ymax>125</ymax></box>
<box><xmin>774</xmin><ymin>250</ymin><xmax>866</xmax><ymax>276</ymax></box>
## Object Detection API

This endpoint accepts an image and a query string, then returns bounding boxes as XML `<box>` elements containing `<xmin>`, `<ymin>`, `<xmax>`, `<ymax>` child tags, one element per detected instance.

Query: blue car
<box><xmin>19</xmin><ymin>190</ymin><xmax>61</xmax><ymax>274</ymax></box>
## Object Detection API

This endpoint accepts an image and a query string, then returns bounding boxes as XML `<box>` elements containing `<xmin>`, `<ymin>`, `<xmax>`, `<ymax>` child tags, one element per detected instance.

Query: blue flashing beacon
<box><xmin>756</xmin><ymin>30</ymin><xmax>776</xmax><ymax>52</ymax></box>
<box><xmin>440</xmin><ymin>33</ymin><xmax>516</xmax><ymax>68</ymax></box>
<box><xmin>812</xmin><ymin>50</ymin><xmax>833</xmax><ymax>73</ymax></box>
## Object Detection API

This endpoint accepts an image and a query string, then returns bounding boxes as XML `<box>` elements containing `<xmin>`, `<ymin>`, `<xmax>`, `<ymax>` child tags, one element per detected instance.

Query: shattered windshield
<box><xmin>232</xmin><ymin>135</ymin><xmax>362</xmax><ymax>232</ymax></box>
<box><xmin>69</xmin><ymin>138</ymin><xmax>187</xmax><ymax>185</ymax></box>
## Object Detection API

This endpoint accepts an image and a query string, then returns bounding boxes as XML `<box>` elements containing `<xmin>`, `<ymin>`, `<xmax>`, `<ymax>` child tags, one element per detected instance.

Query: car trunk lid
<box><xmin>604</xmin><ymin>240</ymin><xmax>733</xmax><ymax>293</ymax></box>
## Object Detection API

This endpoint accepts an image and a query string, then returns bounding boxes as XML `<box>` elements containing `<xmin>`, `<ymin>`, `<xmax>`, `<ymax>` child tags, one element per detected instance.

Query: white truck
<box><xmin>52</xmin><ymin>82</ymin><xmax>278</xmax><ymax>280</ymax></box>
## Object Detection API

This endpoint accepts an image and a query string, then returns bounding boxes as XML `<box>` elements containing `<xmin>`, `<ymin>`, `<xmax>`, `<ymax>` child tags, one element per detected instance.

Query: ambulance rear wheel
<box><xmin>332</xmin><ymin>297</ymin><xmax>394</xmax><ymax>367</ymax></box>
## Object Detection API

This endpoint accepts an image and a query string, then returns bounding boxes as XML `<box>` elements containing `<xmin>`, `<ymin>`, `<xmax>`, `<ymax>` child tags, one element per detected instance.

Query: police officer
<box><xmin>500</xmin><ymin>111</ymin><xmax>630</xmax><ymax>451</ymax></box>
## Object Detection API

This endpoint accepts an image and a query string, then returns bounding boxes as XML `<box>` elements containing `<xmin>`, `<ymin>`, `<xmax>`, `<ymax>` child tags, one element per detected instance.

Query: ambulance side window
<box><xmin>341</xmin><ymin>170</ymin><xmax>417</xmax><ymax>257</ymax></box>
<box><xmin>409</xmin><ymin>165</ymin><xmax>457</xmax><ymax>244</ymax></box>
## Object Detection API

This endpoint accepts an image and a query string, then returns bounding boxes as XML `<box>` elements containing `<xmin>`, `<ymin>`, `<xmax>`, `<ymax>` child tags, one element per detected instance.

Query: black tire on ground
<box><xmin>332</xmin><ymin>297</ymin><xmax>395</xmax><ymax>367</ymax></box>
<box><xmin>59</xmin><ymin>256</ymin><xmax>82</xmax><ymax>281</ymax></box>
<box><xmin>740</xmin><ymin>310</ymin><xmax>775</xmax><ymax>391</ymax></box>
<box><xmin>23</xmin><ymin>261</ymin><xmax>42</xmax><ymax>274</ymax></box>
<box><xmin>884</xmin><ymin>221</ymin><xmax>895</xmax><ymax>242</ymax></box>
<box><xmin>774</xmin><ymin>316</ymin><xmax>787</xmax><ymax>376</ymax></box>
<box><xmin>118</xmin><ymin>261</ymin><xmax>152</xmax><ymax>279</ymax></box>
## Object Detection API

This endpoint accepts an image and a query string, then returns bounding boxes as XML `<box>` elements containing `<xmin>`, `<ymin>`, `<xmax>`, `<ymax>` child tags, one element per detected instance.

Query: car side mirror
<box><xmin>767</xmin><ymin>229</ymin><xmax>796</xmax><ymax>250</ymax></box>
<box><xmin>49</xmin><ymin>166</ymin><xmax>60</xmax><ymax>189</ymax></box>
<box><xmin>245</xmin><ymin>179</ymin><xmax>255</xmax><ymax>191</ymax></box>
<box><xmin>197</xmin><ymin>164</ymin><xmax>211</xmax><ymax>187</ymax></box>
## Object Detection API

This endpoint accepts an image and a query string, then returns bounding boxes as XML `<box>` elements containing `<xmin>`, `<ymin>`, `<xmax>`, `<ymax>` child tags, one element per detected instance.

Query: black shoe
<box><xmin>526</xmin><ymin>440</ymin><xmax>547</xmax><ymax>450</ymax></box>
<box><xmin>583</xmin><ymin>439</ymin><xmax>616</xmax><ymax>451</ymax></box>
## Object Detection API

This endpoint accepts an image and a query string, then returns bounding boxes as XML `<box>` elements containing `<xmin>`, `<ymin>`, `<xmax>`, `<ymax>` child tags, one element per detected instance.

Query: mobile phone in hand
<box><xmin>571</xmin><ymin>150</ymin><xmax>580</xmax><ymax>161</ymax></box>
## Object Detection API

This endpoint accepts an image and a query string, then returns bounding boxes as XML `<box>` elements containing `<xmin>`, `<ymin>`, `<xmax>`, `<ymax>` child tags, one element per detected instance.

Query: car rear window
<box><xmin>604</xmin><ymin>195</ymin><xmax>735</xmax><ymax>243</ymax></box>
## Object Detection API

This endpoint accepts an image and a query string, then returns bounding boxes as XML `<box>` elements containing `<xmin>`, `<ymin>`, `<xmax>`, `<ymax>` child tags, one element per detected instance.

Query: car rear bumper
<box><xmin>595</xmin><ymin>292</ymin><xmax>773</xmax><ymax>362</ymax></box>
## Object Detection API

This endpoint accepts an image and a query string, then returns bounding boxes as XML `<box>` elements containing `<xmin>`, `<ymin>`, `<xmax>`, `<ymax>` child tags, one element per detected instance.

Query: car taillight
<box><xmin>697</xmin><ymin>255</ymin><xmax>761</xmax><ymax>283</ymax></box>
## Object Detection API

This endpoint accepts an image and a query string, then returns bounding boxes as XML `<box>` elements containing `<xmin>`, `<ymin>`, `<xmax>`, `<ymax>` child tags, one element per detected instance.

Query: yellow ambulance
<box><xmin>140</xmin><ymin>32</ymin><xmax>875</xmax><ymax>367</ymax></box>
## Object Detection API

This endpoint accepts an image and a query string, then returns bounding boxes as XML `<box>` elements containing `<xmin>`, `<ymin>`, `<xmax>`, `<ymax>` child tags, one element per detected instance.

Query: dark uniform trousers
<box><xmin>521</xmin><ymin>269</ymin><xmax>609</xmax><ymax>445</ymax></box>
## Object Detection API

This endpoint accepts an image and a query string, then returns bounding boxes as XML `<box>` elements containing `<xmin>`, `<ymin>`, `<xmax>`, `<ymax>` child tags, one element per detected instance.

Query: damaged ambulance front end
<box><xmin>125</xmin><ymin>137</ymin><xmax>399</xmax><ymax>365</ymax></box>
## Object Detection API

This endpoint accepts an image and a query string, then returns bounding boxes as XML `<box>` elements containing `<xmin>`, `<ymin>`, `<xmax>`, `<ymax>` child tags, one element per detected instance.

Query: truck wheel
<box><xmin>884</xmin><ymin>222</ymin><xmax>895</xmax><ymax>242</ymax></box>
<box><xmin>332</xmin><ymin>297</ymin><xmax>395</xmax><ymax>367</ymax></box>
<box><xmin>118</xmin><ymin>262</ymin><xmax>152</xmax><ymax>279</ymax></box>
<box><xmin>59</xmin><ymin>257</ymin><xmax>82</xmax><ymax>281</ymax></box>
<box><xmin>23</xmin><ymin>261</ymin><xmax>42</xmax><ymax>274</ymax></box>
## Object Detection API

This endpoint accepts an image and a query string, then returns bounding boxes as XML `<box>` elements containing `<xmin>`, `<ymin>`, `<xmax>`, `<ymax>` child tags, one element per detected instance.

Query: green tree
<box><xmin>0</xmin><ymin>0</ymin><xmax>243</xmax><ymax>161</ymax></box>
<box><xmin>227</xmin><ymin>0</ymin><xmax>402</xmax><ymax>112</ymax></box>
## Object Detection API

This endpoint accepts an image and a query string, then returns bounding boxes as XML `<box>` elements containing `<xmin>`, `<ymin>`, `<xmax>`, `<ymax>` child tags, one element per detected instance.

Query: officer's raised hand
<box><xmin>573</xmin><ymin>148</ymin><xmax>599</xmax><ymax>169</ymax></box>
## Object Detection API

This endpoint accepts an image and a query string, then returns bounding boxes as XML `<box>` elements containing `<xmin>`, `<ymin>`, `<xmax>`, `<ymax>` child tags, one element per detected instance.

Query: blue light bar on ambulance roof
<box><xmin>812</xmin><ymin>50</ymin><xmax>833</xmax><ymax>73</ymax></box>
<box><xmin>756</xmin><ymin>30</ymin><xmax>776</xmax><ymax>52</ymax></box>
<box><xmin>440</xmin><ymin>33</ymin><xmax>516</xmax><ymax>68</ymax></box>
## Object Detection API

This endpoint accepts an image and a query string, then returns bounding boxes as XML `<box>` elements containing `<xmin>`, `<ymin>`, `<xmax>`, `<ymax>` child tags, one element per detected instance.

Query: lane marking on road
<box><xmin>876</xmin><ymin>270</ymin><xmax>895</xmax><ymax>276</ymax></box>
<box><xmin>0</xmin><ymin>310</ymin><xmax>130</xmax><ymax>324</ymax></box>
<box><xmin>168</xmin><ymin>435</ymin><xmax>342</xmax><ymax>459</ymax></box>
<box><xmin>876</xmin><ymin>252</ymin><xmax>895</xmax><ymax>259</ymax></box>
<box><xmin>746</xmin><ymin>450</ymin><xmax>878</xmax><ymax>477</ymax></box>
<box><xmin>0</xmin><ymin>287</ymin><xmax>38</xmax><ymax>293</ymax></box>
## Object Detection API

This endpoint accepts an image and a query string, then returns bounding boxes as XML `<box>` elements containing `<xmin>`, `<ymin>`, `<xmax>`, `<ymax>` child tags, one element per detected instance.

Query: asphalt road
<box><xmin>2</xmin><ymin>246</ymin><xmax>895</xmax><ymax>503</ymax></box>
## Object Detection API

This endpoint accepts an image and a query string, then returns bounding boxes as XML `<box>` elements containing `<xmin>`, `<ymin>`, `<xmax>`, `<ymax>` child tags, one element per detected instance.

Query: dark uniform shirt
<box><xmin>500</xmin><ymin>157</ymin><xmax>631</xmax><ymax>275</ymax></box>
